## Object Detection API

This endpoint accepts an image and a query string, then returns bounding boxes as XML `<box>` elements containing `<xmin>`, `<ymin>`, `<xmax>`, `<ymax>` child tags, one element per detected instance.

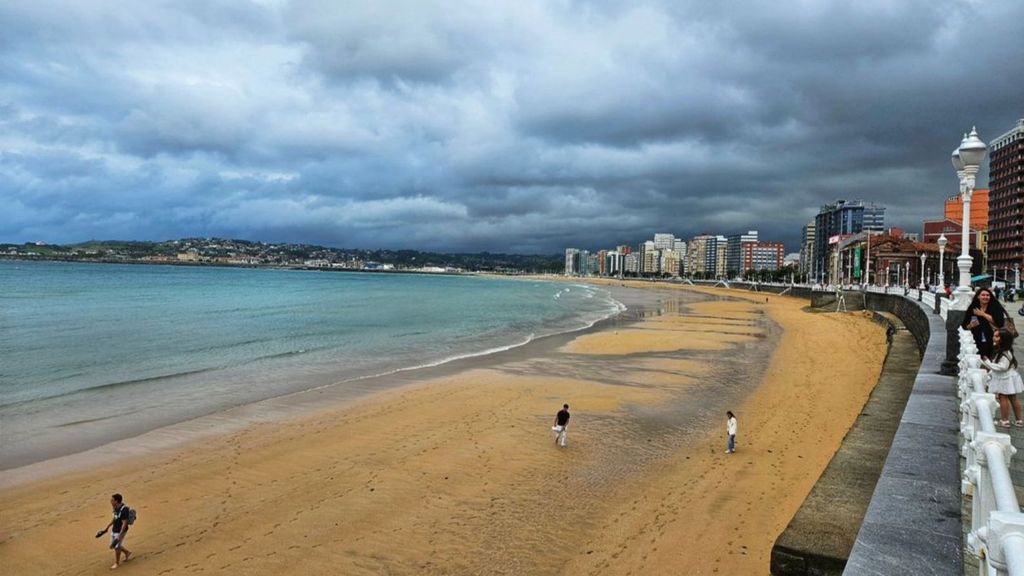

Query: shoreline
<box><xmin>0</xmin><ymin>283</ymin><xmax>885</xmax><ymax>575</ymax></box>
<box><xmin>0</xmin><ymin>283</ymin><xmax>660</xmax><ymax>486</ymax></box>
<box><xmin>0</xmin><ymin>273</ymin><xmax>625</xmax><ymax>471</ymax></box>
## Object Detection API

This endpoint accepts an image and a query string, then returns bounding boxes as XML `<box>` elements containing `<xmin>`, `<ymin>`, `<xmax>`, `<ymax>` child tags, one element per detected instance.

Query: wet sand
<box><xmin>0</xmin><ymin>282</ymin><xmax>885</xmax><ymax>575</ymax></box>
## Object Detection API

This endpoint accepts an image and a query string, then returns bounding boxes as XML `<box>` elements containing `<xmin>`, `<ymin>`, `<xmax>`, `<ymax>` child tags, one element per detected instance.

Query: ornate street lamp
<box><xmin>864</xmin><ymin>231</ymin><xmax>873</xmax><ymax>287</ymax></box>
<box><xmin>938</xmin><ymin>233</ymin><xmax>947</xmax><ymax>290</ymax></box>
<box><xmin>951</xmin><ymin>127</ymin><xmax>987</xmax><ymax>308</ymax></box>
<box><xmin>919</xmin><ymin>252</ymin><xmax>927</xmax><ymax>289</ymax></box>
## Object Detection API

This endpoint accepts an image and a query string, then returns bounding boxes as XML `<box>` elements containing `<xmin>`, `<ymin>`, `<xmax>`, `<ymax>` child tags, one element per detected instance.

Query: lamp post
<box><xmin>846</xmin><ymin>249</ymin><xmax>852</xmax><ymax>286</ymax></box>
<box><xmin>865</xmin><ymin>231</ymin><xmax>872</xmax><ymax>287</ymax></box>
<box><xmin>919</xmin><ymin>253</ymin><xmax>927</xmax><ymax>289</ymax></box>
<box><xmin>941</xmin><ymin>127</ymin><xmax>987</xmax><ymax>376</ymax></box>
<box><xmin>951</xmin><ymin>127</ymin><xmax>987</xmax><ymax>309</ymax></box>
<box><xmin>938</xmin><ymin>234</ymin><xmax>947</xmax><ymax>291</ymax></box>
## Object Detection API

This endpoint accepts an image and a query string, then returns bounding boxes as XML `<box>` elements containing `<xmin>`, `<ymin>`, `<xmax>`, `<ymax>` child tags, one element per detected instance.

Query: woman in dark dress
<box><xmin>961</xmin><ymin>287</ymin><xmax>1006</xmax><ymax>358</ymax></box>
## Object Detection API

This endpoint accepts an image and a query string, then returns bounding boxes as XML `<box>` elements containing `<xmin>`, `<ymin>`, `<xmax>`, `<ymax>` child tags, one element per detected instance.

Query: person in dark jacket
<box><xmin>95</xmin><ymin>493</ymin><xmax>132</xmax><ymax>569</ymax></box>
<box><xmin>553</xmin><ymin>404</ymin><xmax>570</xmax><ymax>447</ymax></box>
<box><xmin>961</xmin><ymin>288</ymin><xmax>1006</xmax><ymax>358</ymax></box>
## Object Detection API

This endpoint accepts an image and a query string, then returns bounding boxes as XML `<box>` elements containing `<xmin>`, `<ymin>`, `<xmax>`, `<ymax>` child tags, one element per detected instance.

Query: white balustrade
<box><xmin>922</xmin><ymin>291</ymin><xmax>936</xmax><ymax>309</ymax></box>
<box><xmin>955</xmin><ymin>326</ymin><xmax>1024</xmax><ymax>575</ymax></box>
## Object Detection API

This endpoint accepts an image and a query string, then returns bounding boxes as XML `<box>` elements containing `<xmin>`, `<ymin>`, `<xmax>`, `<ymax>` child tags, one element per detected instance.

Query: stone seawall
<box><xmin>843</xmin><ymin>296</ymin><xmax>961</xmax><ymax>575</ymax></box>
<box><xmin>768</xmin><ymin>291</ymin><xmax>961</xmax><ymax>575</ymax></box>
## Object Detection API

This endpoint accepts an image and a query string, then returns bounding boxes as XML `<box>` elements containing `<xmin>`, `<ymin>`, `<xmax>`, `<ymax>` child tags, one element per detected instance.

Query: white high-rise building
<box><xmin>624</xmin><ymin>252</ymin><xmax>641</xmax><ymax>274</ymax></box>
<box><xmin>715</xmin><ymin>236</ymin><xmax>728</xmax><ymax>277</ymax></box>
<box><xmin>606</xmin><ymin>251</ymin><xmax>623</xmax><ymax>276</ymax></box>
<box><xmin>564</xmin><ymin>248</ymin><xmax>580</xmax><ymax>276</ymax></box>
<box><xmin>640</xmin><ymin>240</ymin><xmax>658</xmax><ymax>275</ymax></box>
<box><xmin>800</xmin><ymin>220</ymin><xmax>816</xmax><ymax>279</ymax></box>
<box><xmin>653</xmin><ymin>233</ymin><xmax>675</xmax><ymax>251</ymax></box>
<box><xmin>687</xmin><ymin>235</ymin><xmax>713</xmax><ymax>276</ymax></box>
<box><xmin>644</xmin><ymin>249</ymin><xmax>661</xmax><ymax>275</ymax></box>
<box><xmin>661</xmin><ymin>250</ymin><xmax>681</xmax><ymax>276</ymax></box>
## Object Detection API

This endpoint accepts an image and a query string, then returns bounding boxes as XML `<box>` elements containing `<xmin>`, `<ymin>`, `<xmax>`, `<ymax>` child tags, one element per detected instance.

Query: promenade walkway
<box><xmin>730</xmin><ymin>282</ymin><xmax>1024</xmax><ymax>575</ymax></box>
<box><xmin>839</xmin><ymin>287</ymin><xmax>1024</xmax><ymax>576</ymax></box>
<box><xmin>691</xmin><ymin>280</ymin><xmax>1024</xmax><ymax>574</ymax></box>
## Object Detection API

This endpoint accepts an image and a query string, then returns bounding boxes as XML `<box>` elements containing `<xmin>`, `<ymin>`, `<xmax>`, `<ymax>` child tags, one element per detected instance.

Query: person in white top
<box><xmin>726</xmin><ymin>411</ymin><xmax>737</xmax><ymax>454</ymax></box>
<box><xmin>982</xmin><ymin>328</ymin><xmax>1024</xmax><ymax>427</ymax></box>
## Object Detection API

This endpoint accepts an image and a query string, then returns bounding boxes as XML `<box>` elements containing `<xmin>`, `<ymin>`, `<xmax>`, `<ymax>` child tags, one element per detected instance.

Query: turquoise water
<box><xmin>0</xmin><ymin>261</ymin><xmax>623</xmax><ymax>467</ymax></box>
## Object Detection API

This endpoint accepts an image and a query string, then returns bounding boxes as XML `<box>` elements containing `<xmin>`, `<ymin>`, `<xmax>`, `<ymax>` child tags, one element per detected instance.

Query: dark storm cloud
<box><xmin>1</xmin><ymin>0</ymin><xmax>1022</xmax><ymax>253</ymax></box>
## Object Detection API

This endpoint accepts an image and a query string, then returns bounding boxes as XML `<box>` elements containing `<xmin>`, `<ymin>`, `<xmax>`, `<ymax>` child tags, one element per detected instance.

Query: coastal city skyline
<box><xmin>2</xmin><ymin>1</ymin><xmax>1024</xmax><ymax>253</ymax></box>
<box><xmin>567</xmin><ymin>115</ymin><xmax>1022</xmax><ymax>283</ymax></box>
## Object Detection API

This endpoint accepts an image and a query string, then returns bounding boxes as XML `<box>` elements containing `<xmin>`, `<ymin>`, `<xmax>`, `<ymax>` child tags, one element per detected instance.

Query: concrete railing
<box><xmin>958</xmin><ymin>328</ymin><xmax>1024</xmax><ymax>575</ymax></box>
<box><xmin>693</xmin><ymin>282</ymin><xmax>942</xmax><ymax>321</ymax></box>
<box><xmin>862</xmin><ymin>285</ymin><xmax>951</xmax><ymax>320</ymax></box>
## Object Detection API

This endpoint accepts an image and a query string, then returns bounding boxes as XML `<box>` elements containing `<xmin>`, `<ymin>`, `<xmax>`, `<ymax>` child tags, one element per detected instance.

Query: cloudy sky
<box><xmin>2</xmin><ymin>0</ymin><xmax>1022</xmax><ymax>254</ymax></box>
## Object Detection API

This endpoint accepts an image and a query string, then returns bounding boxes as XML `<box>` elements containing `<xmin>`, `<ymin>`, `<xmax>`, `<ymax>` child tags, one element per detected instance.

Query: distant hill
<box><xmin>0</xmin><ymin>238</ymin><xmax>564</xmax><ymax>274</ymax></box>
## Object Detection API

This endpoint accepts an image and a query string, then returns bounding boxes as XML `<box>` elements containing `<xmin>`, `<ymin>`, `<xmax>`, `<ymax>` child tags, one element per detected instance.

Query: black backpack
<box><xmin>125</xmin><ymin>506</ymin><xmax>137</xmax><ymax>526</ymax></box>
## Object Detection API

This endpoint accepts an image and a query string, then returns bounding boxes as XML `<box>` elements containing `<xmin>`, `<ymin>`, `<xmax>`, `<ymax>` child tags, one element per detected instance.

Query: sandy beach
<box><xmin>0</xmin><ymin>282</ymin><xmax>885</xmax><ymax>575</ymax></box>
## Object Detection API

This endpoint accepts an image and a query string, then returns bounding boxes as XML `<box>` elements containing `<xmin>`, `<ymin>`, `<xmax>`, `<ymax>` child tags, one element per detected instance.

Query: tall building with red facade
<box><xmin>742</xmin><ymin>242</ymin><xmax>784</xmax><ymax>271</ymax></box>
<box><xmin>988</xmin><ymin>119</ymin><xmax>1024</xmax><ymax>273</ymax></box>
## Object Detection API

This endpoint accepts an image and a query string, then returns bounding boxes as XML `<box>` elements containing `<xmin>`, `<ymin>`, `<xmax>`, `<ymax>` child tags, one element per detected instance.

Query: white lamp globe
<box><xmin>958</xmin><ymin>126</ymin><xmax>987</xmax><ymax>170</ymax></box>
<box><xmin>951</xmin><ymin>145</ymin><xmax>964</xmax><ymax>172</ymax></box>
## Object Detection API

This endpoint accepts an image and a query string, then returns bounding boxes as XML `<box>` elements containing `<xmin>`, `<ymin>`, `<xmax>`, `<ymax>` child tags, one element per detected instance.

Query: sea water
<box><xmin>0</xmin><ymin>261</ymin><xmax>623</xmax><ymax>468</ymax></box>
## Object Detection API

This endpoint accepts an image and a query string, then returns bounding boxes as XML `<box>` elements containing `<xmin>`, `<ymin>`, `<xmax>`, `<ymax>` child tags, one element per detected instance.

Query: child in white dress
<box><xmin>983</xmin><ymin>328</ymin><xmax>1024</xmax><ymax>427</ymax></box>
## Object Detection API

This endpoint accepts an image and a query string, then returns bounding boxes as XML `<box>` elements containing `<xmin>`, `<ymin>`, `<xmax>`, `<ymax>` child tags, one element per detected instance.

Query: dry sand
<box><xmin>0</xmin><ymin>282</ymin><xmax>885</xmax><ymax>575</ymax></box>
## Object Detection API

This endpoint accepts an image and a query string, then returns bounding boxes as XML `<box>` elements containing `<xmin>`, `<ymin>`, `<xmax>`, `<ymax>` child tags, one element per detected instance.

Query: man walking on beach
<box><xmin>553</xmin><ymin>404</ymin><xmax>570</xmax><ymax>447</ymax></box>
<box><xmin>96</xmin><ymin>493</ymin><xmax>132</xmax><ymax>569</ymax></box>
